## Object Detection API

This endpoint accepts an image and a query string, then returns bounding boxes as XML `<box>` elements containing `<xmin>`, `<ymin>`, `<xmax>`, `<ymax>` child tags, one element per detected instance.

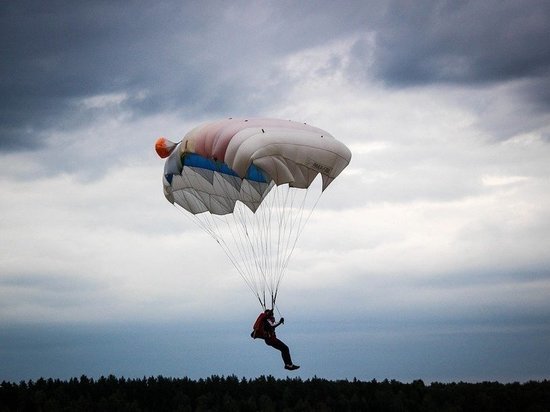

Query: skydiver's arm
<box><xmin>268</xmin><ymin>318</ymin><xmax>284</xmax><ymax>328</ymax></box>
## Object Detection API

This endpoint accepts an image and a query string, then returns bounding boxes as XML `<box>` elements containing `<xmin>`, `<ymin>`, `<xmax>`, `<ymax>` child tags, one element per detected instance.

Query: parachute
<box><xmin>155</xmin><ymin>118</ymin><xmax>351</xmax><ymax>309</ymax></box>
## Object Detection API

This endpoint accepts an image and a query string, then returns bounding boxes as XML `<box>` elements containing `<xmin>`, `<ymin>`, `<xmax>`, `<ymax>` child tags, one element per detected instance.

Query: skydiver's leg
<box><xmin>265</xmin><ymin>337</ymin><xmax>292</xmax><ymax>365</ymax></box>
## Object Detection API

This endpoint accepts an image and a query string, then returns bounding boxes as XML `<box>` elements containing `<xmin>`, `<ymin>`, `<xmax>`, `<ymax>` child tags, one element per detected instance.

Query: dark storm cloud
<box><xmin>1</xmin><ymin>1</ymin><xmax>214</xmax><ymax>151</ymax></box>
<box><xmin>364</xmin><ymin>0</ymin><xmax>550</xmax><ymax>92</ymax></box>
<box><xmin>0</xmin><ymin>1</ymin><xmax>405</xmax><ymax>152</ymax></box>
<box><xmin>0</xmin><ymin>0</ymin><xmax>376</xmax><ymax>152</ymax></box>
<box><xmin>3</xmin><ymin>0</ymin><xmax>549</xmax><ymax>153</ymax></box>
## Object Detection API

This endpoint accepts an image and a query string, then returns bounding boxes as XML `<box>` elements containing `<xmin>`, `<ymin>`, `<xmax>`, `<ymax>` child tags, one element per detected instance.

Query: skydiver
<box><xmin>251</xmin><ymin>308</ymin><xmax>300</xmax><ymax>370</ymax></box>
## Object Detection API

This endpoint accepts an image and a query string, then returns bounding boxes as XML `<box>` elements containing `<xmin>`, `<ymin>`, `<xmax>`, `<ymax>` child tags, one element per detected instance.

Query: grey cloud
<box><xmin>3</xmin><ymin>0</ymin><xmax>549</xmax><ymax>154</ymax></box>
<box><xmin>1</xmin><ymin>1</ymin><xmax>210</xmax><ymax>150</ymax></box>
<box><xmin>0</xmin><ymin>0</ymin><xmax>378</xmax><ymax>153</ymax></box>
<box><xmin>360</xmin><ymin>0</ymin><xmax>550</xmax><ymax>102</ymax></box>
<box><xmin>0</xmin><ymin>273</ymin><xmax>100</xmax><ymax>291</ymax></box>
<box><xmin>0</xmin><ymin>2</ymin><xmax>224</xmax><ymax>150</ymax></box>
<box><xmin>0</xmin><ymin>273</ymin><xmax>107</xmax><ymax>319</ymax></box>
<box><xmin>411</xmin><ymin>265</ymin><xmax>550</xmax><ymax>290</ymax></box>
<box><xmin>367</xmin><ymin>0</ymin><xmax>550</xmax><ymax>84</ymax></box>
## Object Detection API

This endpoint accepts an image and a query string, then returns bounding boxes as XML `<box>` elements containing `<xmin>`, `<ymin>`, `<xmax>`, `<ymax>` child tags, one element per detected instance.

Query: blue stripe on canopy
<box><xmin>183</xmin><ymin>153</ymin><xmax>268</xmax><ymax>183</ymax></box>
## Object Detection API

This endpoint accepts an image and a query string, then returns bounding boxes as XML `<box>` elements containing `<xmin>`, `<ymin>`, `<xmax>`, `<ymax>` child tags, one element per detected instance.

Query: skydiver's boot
<box><xmin>285</xmin><ymin>364</ymin><xmax>300</xmax><ymax>370</ymax></box>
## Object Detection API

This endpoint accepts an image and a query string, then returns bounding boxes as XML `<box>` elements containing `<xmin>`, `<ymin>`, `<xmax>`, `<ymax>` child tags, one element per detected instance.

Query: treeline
<box><xmin>1</xmin><ymin>375</ymin><xmax>549</xmax><ymax>412</ymax></box>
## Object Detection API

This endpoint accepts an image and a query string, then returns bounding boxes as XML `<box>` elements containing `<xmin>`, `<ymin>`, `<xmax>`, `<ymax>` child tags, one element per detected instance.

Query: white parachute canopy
<box><xmin>156</xmin><ymin>118</ymin><xmax>352</xmax><ymax>309</ymax></box>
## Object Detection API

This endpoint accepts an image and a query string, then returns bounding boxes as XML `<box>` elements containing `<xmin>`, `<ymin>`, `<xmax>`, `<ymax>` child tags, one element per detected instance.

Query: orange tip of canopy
<box><xmin>155</xmin><ymin>137</ymin><xmax>177</xmax><ymax>158</ymax></box>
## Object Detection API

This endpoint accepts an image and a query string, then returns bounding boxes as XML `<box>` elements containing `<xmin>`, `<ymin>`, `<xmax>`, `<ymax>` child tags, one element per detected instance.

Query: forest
<box><xmin>1</xmin><ymin>375</ymin><xmax>549</xmax><ymax>411</ymax></box>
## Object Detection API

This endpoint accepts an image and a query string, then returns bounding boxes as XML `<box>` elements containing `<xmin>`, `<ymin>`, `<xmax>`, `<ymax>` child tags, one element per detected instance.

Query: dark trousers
<box><xmin>265</xmin><ymin>337</ymin><xmax>292</xmax><ymax>365</ymax></box>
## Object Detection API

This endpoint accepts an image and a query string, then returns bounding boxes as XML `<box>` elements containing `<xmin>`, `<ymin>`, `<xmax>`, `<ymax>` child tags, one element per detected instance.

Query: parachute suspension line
<box><xmin>250</xmin><ymin>181</ymin><xmax>283</xmax><ymax>309</ymax></box>
<box><xmin>273</xmin><ymin>183</ymin><xmax>323</xmax><ymax>305</ymax></box>
<box><xmin>231</xmin><ymin>196</ymin><xmax>267</xmax><ymax>307</ymax></box>
<box><xmin>205</xmin><ymin>171</ymin><xmax>279</xmax><ymax>309</ymax></box>
<box><xmin>172</xmin><ymin>163</ymin><xmax>325</xmax><ymax>310</ymax></box>
<box><xmin>272</xmin><ymin>184</ymin><xmax>293</xmax><ymax>305</ymax></box>
<box><xmin>207</xmin><ymin>213</ymin><xmax>263</xmax><ymax>305</ymax></box>
<box><xmin>171</xmin><ymin>202</ymin><xmax>265</xmax><ymax>305</ymax></box>
<box><xmin>274</xmin><ymin>302</ymin><xmax>282</xmax><ymax>318</ymax></box>
<box><xmin>246</xmin><ymin>180</ymin><xmax>282</xmax><ymax>309</ymax></box>
<box><xmin>270</xmin><ymin>185</ymin><xmax>285</xmax><ymax>296</ymax></box>
<box><xmin>212</xmin><ymin>175</ymin><xmax>268</xmax><ymax>306</ymax></box>
<box><xmin>234</xmin><ymin>205</ymin><xmax>266</xmax><ymax>311</ymax></box>
<box><xmin>243</xmin><ymin>180</ymin><xmax>323</xmax><ymax>309</ymax></box>
<box><xmin>173</xmin><ymin>167</ymin><xmax>265</xmax><ymax>305</ymax></box>
<box><xmin>255</xmin><ymin>186</ymin><xmax>274</xmax><ymax>307</ymax></box>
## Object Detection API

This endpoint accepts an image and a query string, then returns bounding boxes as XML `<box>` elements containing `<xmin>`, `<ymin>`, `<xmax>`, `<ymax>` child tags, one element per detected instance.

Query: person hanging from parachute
<box><xmin>251</xmin><ymin>308</ymin><xmax>299</xmax><ymax>370</ymax></box>
<box><xmin>155</xmin><ymin>118</ymin><xmax>351</xmax><ymax>370</ymax></box>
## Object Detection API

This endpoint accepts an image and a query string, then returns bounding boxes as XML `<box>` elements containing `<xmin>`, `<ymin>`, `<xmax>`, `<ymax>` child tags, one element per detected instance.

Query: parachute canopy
<box><xmin>158</xmin><ymin>118</ymin><xmax>351</xmax><ymax>214</ymax></box>
<box><xmin>156</xmin><ymin>118</ymin><xmax>351</xmax><ymax>308</ymax></box>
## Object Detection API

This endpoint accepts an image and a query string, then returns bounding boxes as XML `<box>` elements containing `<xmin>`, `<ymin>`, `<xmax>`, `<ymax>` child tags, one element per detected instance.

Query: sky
<box><xmin>1</xmin><ymin>0</ymin><xmax>550</xmax><ymax>383</ymax></box>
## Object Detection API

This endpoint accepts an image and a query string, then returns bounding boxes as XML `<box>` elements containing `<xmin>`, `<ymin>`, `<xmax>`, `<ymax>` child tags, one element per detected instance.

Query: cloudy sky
<box><xmin>1</xmin><ymin>0</ymin><xmax>550</xmax><ymax>383</ymax></box>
